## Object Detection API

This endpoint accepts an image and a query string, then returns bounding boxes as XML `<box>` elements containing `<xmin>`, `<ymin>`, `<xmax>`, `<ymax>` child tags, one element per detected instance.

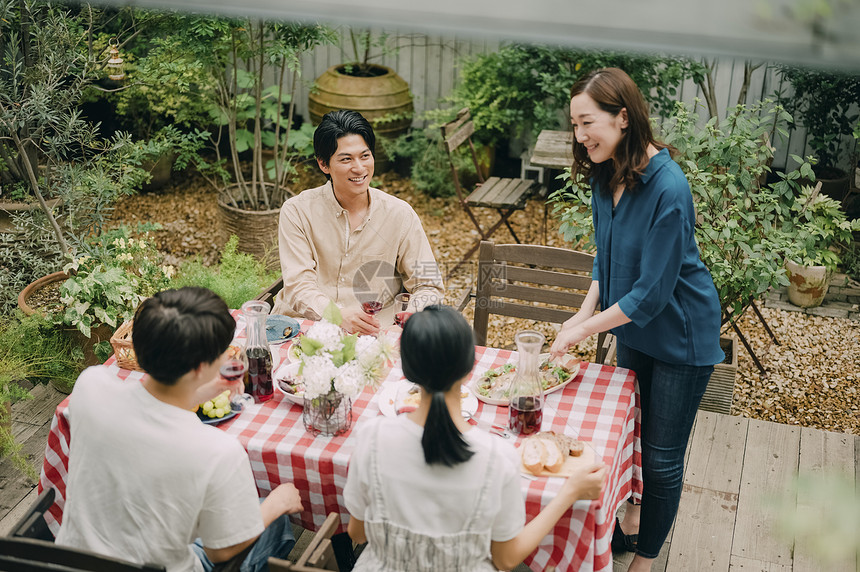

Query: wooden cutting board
<box><xmin>518</xmin><ymin>439</ymin><xmax>596</xmax><ymax>477</ymax></box>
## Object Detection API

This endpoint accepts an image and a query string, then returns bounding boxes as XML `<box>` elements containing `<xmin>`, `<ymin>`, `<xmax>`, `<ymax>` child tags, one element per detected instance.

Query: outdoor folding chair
<box><xmin>255</xmin><ymin>276</ymin><xmax>284</xmax><ymax>306</ymax></box>
<box><xmin>472</xmin><ymin>241</ymin><xmax>615</xmax><ymax>365</ymax></box>
<box><xmin>268</xmin><ymin>512</ymin><xmax>341</xmax><ymax>572</ymax></box>
<box><xmin>441</xmin><ymin>108</ymin><xmax>538</xmax><ymax>277</ymax></box>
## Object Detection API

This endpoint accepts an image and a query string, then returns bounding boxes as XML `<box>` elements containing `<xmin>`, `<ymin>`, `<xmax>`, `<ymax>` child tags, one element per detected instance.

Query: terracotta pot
<box><xmin>785</xmin><ymin>259</ymin><xmax>831</xmax><ymax>308</ymax></box>
<box><xmin>17</xmin><ymin>271</ymin><xmax>113</xmax><ymax>368</ymax></box>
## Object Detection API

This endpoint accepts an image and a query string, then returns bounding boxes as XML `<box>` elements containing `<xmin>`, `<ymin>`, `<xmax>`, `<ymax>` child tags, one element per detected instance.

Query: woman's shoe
<box><xmin>611</xmin><ymin>516</ymin><xmax>638</xmax><ymax>552</ymax></box>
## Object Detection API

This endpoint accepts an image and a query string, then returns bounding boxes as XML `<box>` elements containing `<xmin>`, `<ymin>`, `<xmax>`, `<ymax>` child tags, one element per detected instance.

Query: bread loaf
<box><xmin>541</xmin><ymin>438</ymin><xmax>565</xmax><ymax>472</ymax></box>
<box><xmin>521</xmin><ymin>437</ymin><xmax>547</xmax><ymax>476</ymax></box>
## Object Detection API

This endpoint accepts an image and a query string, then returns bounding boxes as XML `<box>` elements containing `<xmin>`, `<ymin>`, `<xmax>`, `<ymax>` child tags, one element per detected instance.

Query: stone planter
<box><xmin>699</xmin><ymin>335</ymin><xmax>738</xmax><ymax>415</ymax></box>
<box><xmin>785</xmin><ymin>259</ymin><xmax>830</xmax><ymax>308</ymax></box>
<box><xmin>17</xmin><ymin>271</ymin><xmax>113</xmax><ymax>372</ymax></box>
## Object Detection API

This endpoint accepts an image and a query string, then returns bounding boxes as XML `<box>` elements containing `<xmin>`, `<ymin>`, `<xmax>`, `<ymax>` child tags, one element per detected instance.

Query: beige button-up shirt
<box><xmin>272</xmin><ymin>182</ymin><xmax>445</xmax><ymax>320</ymax></box>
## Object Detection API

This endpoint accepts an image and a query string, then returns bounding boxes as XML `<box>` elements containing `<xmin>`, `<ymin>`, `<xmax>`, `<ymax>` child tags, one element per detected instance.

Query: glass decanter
<box><xmin>508</xmin><ymin>330</ymin><xmax>545</xmax><ymax>436</ymax></box>
<box><xmin>241</xmin><ymin>300</ymin><xmax>274</xmax><ymax>403</ymax></box>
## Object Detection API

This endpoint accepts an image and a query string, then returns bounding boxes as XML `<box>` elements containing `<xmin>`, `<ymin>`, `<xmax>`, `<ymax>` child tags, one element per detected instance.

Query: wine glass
<box><xmin>360</xmin><ymin>295</ymin><xmax>383</xmax><ymax>316</ymax></box>
<box><xmin>222</xmin><ymin>346</ymin><xmax>253</xmax><ymax>412</ymax></box>
<box><xmin>393</xmin><ymin>292</ymin><xmax>413</xmax><ymax>328</ymax></box>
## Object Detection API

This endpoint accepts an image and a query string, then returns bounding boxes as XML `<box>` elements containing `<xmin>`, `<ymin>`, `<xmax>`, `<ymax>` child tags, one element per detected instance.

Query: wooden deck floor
<box><xmin>1</xmin><ymin>384</ymin><xmax>857</xmax><ymax>571</ymax></box>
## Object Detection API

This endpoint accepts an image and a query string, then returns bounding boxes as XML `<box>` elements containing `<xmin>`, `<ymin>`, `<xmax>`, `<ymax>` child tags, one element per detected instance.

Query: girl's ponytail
<box><xmin>400</xmin><ymin>305</ymin><xmax>476</xmax><ymax>467</ymax></box>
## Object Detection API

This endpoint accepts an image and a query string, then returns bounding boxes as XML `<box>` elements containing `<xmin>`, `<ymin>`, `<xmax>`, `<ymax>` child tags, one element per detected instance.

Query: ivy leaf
<box><xmin>322</xmin><ymin>302</ymin><xmax>342</xmax><ymax>326</ymax></box>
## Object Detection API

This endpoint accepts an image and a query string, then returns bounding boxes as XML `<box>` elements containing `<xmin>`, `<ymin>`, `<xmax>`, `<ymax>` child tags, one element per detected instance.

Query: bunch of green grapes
<box><xmin>200</xmin><ymin>390</ymin><xmax>231</xmax><ymax>418</ymax></box>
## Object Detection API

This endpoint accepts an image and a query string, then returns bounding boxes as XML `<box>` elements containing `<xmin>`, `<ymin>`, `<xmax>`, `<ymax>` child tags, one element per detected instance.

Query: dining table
<box><xmin>38</xmin><ymin>314</ymin><xmax>642</xmax><ymax>572</ymax></box>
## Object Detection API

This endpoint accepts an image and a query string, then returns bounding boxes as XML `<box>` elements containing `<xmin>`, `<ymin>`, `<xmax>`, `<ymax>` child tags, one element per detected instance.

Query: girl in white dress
<box><xmin>343</xmin><ymin>305</ymin><xmax>606</xmax><ymax>571</ymax></box>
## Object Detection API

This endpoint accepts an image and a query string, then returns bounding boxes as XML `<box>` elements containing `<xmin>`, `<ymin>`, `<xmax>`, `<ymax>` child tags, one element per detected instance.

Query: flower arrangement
<box><xmin>296</xmin><ymin>304</ymin><xmax>392</xmax><ymax>401</ymax></box>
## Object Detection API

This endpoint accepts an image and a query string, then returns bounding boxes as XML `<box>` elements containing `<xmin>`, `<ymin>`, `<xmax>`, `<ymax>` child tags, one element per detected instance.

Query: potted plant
<box><xmin>782</xmin><ymin>177</ymin><xmax>860</xmax><ymax>307</ymax></box>
<box><xmin>308</xmin><ymin>27</ymin><xmax>414</xmax><ymax>172</ymax></box>
<box><xmin>777</xmin><ymin>65</ymin><xmax>860</xmax><ymax>203</ymax></box>
<box><xmin>170</xmin><ymin>15</ymin><xmax>334</xmax><ymax>259</ymax></box>
<box><xmin>17</xmin><ymin>225</ymin><xmax>175</xmax><ymax>372</ymax></box>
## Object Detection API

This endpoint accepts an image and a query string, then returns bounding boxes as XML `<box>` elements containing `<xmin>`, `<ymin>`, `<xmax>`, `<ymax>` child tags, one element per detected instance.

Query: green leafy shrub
<box><xmin>169</xmin><ymin>235</ymin><xmax>279</xmax><ymax>309</ymax></box>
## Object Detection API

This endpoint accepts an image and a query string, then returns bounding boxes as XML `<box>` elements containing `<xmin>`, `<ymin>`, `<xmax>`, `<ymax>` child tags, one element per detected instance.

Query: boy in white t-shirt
<box><xmin>55</xmin><ymin>287</ymin><xmax>303</xmax><ymax>572</ymax></box>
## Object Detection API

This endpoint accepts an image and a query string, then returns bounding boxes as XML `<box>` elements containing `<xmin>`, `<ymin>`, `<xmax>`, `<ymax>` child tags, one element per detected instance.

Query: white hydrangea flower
<box><xmin>301</xmin><ymin>354</ymin><xmax>339</xmax><ymax>399</ymax></box>
<box><xmin>333</xmin><ymin>361</ymin><xmax>365</xmax><ymax>398</ymax></box>
<box><xmin>305</xmin><ymin>320</ymin><xmax>344</xmax><ymax>353</ymax></box>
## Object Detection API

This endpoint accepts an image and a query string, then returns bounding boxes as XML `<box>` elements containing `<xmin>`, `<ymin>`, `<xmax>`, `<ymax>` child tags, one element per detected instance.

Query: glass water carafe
<box><xmin>508</xmin><ymin>330</ymin><xmax>545</xmax><ymax>435</ymax></box>
<box><xmin>241</xmin><ymin>300</ymin><xmax>274</xmax><ymax>403</ymax></box>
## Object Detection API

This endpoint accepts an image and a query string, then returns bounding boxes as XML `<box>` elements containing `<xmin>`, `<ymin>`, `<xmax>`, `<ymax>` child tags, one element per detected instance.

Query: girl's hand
<box><xmin>562</xmin><ymin>463</ymin><xmax>607</xmax><ymax>502</ymax></box>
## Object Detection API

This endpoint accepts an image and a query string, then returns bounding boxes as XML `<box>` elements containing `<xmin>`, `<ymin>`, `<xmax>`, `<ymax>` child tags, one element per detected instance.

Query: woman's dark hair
<box><xmin>313</xmin><ymin>110</ymin><xmax>376</xmax><ymax>178</ymax></box>
<box><xmin>400</xmin><ymin>304</ymin><xmax>476</xmax><ymax>467</ymax></box>
<box><xmin>132</xmin><ymin>287</ymin><xmax>235</xmax><ymax>385</ymax></box>
<box><xmin>569</xmin><ymin>67</ymin><xmax>674</xmax><ymax>195</ymax></box>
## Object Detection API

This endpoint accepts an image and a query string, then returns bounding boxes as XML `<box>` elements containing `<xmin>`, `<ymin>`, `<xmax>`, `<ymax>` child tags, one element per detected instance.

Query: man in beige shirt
<box><xmin>273</xmin><ymin>110</ymin><xmax>444</xmax><ymax>334</ymax></box>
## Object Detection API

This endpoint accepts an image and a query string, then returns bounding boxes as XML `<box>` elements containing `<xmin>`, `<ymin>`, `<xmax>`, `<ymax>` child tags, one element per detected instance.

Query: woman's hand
<box><xmin>550</xmin><ymin>323</ymin><xmax>589</xmax><ymax>359</ymax></box>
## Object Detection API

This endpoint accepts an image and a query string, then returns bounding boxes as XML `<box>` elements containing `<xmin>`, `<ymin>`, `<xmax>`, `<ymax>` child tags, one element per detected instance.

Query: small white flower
<box><xmin>305</xmin><ymin>320</ymin><xmax>344</xmax><ymax>353</ymax></box>
<box><xmin>301</xmin><ymin>354</ymin><xmax>339</xmax><ymax>399</ymax></box>
<box><xmin>333</xmin><ymin>361</ymin><xmax>365</xmax><ymax>398</ymax></box>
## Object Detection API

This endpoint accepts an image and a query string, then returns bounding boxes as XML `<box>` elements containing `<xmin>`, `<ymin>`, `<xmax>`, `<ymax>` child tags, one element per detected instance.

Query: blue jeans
<box><xmin>617</xmin><ymin>344</ymin><xmax>713</xmax><ymax>559</ymax></box>
<box><xmin>192</xmin><ymin>513</ymin><xmax>295</xmax><ymax>572</ymax></box>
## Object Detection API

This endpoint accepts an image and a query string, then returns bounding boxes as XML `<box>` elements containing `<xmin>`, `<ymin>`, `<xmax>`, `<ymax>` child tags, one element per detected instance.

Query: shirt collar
<box><xmin>639</xmin><ymin>147</ymin><xmax>671</xmax><ymax>186</ymax></box>
<box><xmin>322</xmin><ymin>180</ymin><xmax>379</xmax><ymax>225</ymax></box>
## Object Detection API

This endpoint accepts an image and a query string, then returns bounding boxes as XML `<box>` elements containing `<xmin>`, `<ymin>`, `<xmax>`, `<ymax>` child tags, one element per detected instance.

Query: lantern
<box><xmin>106</xmin><ymin>39</ymin><xmax>125</xmax><ymax>82</ymax></box>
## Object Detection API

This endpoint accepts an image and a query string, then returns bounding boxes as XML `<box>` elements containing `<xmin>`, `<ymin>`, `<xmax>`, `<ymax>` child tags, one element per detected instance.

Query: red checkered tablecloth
<box><xmin>39</xmin><ymin>318</ymin><xmax>641</xmax><ymax>572</ymax></box>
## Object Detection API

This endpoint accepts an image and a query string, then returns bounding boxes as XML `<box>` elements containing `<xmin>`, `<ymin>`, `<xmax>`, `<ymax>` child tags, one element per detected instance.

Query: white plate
<box><xmin>470</xmin><ymin>354</ymin><xmax>581</xmax><ymax>406</ymax></box>
<box><xmin>377</xmin><ymin>381</ymin><xmax>478</xmax><ymax>418</ymax></box>
<box><xmin>273</xmin><ymin>361</ymin><xmax>304</xmax><ymax>405</ymax></box>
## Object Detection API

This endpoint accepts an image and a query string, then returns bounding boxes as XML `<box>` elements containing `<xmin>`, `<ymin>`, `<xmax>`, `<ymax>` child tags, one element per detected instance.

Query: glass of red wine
<box><xmin>393</xmin><ymin>293</ymin><xmax>413</xmax><ymax>328</ymax></box>
<box><xmin>360</xmin><ymin>297</ymin><xmax>383</xmax><ymax>316</ymax></box>
<box><xmin>221</xmin><ymin>348</ymin><xmax>253</xmax><ymax>411</ymax></box>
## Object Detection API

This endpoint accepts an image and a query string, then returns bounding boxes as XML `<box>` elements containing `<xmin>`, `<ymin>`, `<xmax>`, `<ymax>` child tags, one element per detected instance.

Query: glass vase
<box><xmin>303</xmin><ymin>390</ymin><xmax>353</xmax><ymax>436</ymax></box>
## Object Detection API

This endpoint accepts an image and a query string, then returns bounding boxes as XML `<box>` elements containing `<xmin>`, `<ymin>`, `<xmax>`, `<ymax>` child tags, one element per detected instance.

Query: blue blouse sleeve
<box><xmin>616</xmin><ymin>198</ymin><xmax>689</xmax><ymax>327</ymax></box>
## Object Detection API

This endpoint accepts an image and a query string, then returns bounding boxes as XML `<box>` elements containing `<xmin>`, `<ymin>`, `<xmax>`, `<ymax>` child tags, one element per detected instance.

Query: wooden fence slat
<box><xmin>731</xmin><ymin>420</ymin><xmax>799</xmax><ymax>566</ymax></box>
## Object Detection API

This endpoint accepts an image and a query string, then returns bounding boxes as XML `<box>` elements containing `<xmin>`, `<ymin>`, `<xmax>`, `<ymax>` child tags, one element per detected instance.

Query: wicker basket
<box><xmin>110</xmin><ymin>320</ymin><xmax>143</xmax><ymax>372</ymax></box>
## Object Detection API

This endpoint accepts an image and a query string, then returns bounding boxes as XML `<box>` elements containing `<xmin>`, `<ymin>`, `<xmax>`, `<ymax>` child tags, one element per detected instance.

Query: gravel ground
<box><xmin>109</xmin><ymin>168</ymin><xmax>859</xmax><ymax>435</ymax></box>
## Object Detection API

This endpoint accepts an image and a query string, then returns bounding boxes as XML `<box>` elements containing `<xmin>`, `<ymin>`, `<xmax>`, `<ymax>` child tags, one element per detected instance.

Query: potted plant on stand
<box><xmin>782</xmin><ymin>177</ymin><xmax>860</xmax><ymax>308</ymax></box>
<box><xmin>777</xmin><ymin>65</ymin><xmax>860</xmax><ymax>203</ymax></box>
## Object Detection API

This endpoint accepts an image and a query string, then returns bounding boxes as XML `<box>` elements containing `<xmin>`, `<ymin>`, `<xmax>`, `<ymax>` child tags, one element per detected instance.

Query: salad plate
<box><xmin>471</xmin><ymin>354</ymin><xmax>581</xmax><ymax>406</ymax></box>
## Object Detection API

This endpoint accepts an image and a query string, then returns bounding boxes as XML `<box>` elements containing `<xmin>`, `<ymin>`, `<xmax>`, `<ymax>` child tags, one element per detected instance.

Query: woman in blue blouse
<box><xmin>549</xmin><ymin>68</ymin><xmax>724</xmax><ymax>572</ymax></box>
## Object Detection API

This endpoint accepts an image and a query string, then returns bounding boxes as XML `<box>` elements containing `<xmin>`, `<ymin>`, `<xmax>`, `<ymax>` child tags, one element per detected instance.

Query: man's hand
<box><xmin>341</xmin><ymin>307</ymin><xmax>380</xmax><ymax>335</ymax></box>
<box><xmin>269</xmin><ymin>483</ymin><xmax>304</xmax><ymax>515</ymax></box>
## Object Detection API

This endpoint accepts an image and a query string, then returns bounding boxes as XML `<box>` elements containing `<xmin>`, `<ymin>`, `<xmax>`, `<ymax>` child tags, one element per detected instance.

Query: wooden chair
<box><xmin>267</xmin><ymin>512</ymin><xmax>341</xmax><ymax>572</ymax></box>
<box><xmin>0</xmin><ymin>537</ymin><xmax>165</xmax><ymax>572</ymax></box>
<box><xmin>472</xmin><ymin>241</ymin><xmax>615</xmax><ymax>365</ymax></box>
<box><xmin>255</xmin><ymin>276</ymin><xmax>284</xmax><ymax>306</ymax></box>
<box><xmin>3</xmin><ymin>487</ymin><xmax>166</xmax><ymax>572</ymax></box>
<box><xmin>441</xmin><ymin>108</ymin><xmax>538</xmax><ymax>276</ymax></box>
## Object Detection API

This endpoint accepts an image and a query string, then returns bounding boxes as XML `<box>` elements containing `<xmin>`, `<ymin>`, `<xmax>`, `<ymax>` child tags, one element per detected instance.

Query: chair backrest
<box><xmin>255</xmin><ymin>276</ymin><xmax>284</xmax><ymax>306</ymax></box>
<box><xmin>268</xmin><ymin>512</ymin><xmax>341</xmax><ymax>572</ymax></box>
<box><xmin>0</xmin><ymin>537</ymin><xmax>165</xmax><ymax>572</ymax></box>
<box><xmin>10</xmin><ymin>488</ymin><xmax>55</xmax><ymax>541</ymax></box>
<box><xmin>473</xmin><ymin>240</ymin><xmax>596</xmax><ymax>347</ymax></box>
<box><xmin>440</xmin><ymin>108</ymin><xmax>486</xmax><ymax>200</ymax></box>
